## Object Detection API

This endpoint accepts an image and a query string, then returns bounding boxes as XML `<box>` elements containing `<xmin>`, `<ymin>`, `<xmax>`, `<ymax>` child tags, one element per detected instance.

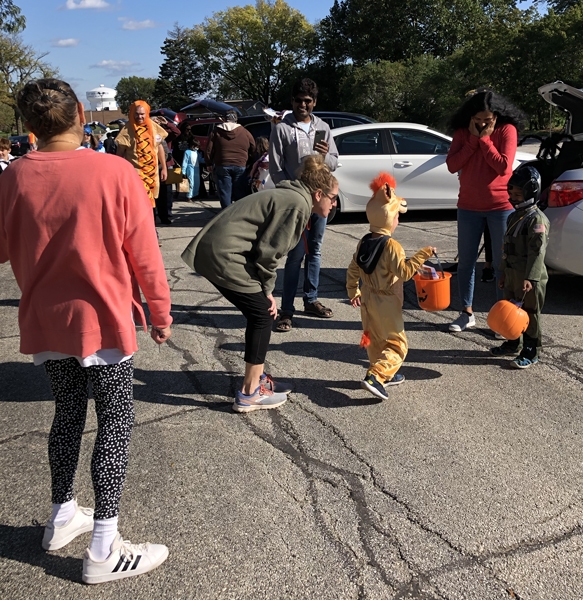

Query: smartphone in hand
<box><xmin>313</xmin><ymin>130</ymin><xmax>326</xmax><ymax>150</ymax></box>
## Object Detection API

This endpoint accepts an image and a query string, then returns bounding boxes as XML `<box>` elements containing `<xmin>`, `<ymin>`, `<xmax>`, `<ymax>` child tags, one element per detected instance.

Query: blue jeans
<box><xmin>457</xmin><ymin>208</ymin><xmax>513</xmax><ymax>309</ymax></box>
<box><xmin>281</xmin><ymin>213</ymin><xmax>327</xmax><ymax>315</ymax></box>
<box><xmin>214</xmin><ymin>165</ymin><xmax>248</xmax><ymax>209</ymax></box>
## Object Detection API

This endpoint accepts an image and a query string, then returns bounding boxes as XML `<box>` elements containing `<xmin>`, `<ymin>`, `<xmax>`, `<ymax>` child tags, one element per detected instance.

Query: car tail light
<box><xmin>548</xmin><ymin>181</ymin><xmax>583</xmax><ymax>207</ymax></box>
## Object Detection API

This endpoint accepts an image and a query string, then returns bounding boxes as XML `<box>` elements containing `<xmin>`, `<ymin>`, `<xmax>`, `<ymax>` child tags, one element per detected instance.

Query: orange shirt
<box><xmin>0</xmin><ymin>149</ymin><xmax>172</xmax><ymax>356</ymax></box>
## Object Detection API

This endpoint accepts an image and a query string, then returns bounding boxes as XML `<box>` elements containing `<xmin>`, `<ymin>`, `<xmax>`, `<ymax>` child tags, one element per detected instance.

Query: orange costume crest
<box><xmin>366</xmin><ymin>172</ymin><xmax>407</xmax><ymax>236</ymax></box>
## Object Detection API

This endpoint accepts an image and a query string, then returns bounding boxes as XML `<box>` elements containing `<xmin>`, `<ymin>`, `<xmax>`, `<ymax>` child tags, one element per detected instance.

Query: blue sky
<box><xmin>16</xmin><ymin>0</ymin><xmax>335</xmax><ymax>108</ymax></box>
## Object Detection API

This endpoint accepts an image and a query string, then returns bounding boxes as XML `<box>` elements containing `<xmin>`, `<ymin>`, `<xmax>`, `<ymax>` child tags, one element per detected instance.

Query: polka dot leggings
<box><xmin>44</xmin><ymin>357</ymin><xmax>135</xmax><ymax>520</ymax></box>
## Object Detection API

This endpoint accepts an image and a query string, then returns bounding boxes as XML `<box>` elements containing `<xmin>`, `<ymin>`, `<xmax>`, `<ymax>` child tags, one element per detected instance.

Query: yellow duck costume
<box><xmin>346</xmin><ymin>173</ymin><xmax>433</xmax><ymax>393</ymax></box>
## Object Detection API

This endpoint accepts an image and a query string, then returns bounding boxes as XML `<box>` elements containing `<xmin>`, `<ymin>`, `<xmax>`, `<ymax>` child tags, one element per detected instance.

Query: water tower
<box><xmin>86</xmin><ymin>84</ymin><xmax>117</xmax><ymax>111</ymax></box>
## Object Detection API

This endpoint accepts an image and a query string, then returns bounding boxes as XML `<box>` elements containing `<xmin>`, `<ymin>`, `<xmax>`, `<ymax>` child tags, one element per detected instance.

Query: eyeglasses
<box><xmin>293</xmin><ymin>97</ymin><xmax>314</xmax><ymax>105</ymax></box>
<box><xmin>323</xmin><ymin>191</ymin><xmax>338</xmax><ymax>203</ymax></box>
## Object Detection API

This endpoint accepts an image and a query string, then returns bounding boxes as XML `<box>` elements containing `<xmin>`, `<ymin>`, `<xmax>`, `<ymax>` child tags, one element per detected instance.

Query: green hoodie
<box><xmin>181</xmin><ymin>180</ymin><xmax>313</xmax><ymax>295</ymax></box>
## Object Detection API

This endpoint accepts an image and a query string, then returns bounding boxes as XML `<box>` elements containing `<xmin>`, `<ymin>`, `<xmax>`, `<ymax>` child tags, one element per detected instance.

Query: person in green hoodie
<box><xmin>182</xmin><ymin>154</ymin><xmax>338</xmax><ymax>413</ymax></box>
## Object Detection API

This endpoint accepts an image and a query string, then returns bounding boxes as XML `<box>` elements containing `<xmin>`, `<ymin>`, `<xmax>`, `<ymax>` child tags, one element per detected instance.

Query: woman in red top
<box><xmin>446</xmin><ymin>89</ymin><xmax>525</xmax><ymax>332</ymax></box>
<box><xmin>0</xmin><ymin>79</ymin><xmax>172</xmax><ymax>584</ymax></box>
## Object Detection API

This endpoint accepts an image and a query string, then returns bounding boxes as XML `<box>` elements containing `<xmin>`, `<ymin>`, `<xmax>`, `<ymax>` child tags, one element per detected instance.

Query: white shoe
<box><xmin>494</xmin><ymin>332</ymin><xmax>505</xmax><ymax>340</ymax></box>
<box><xmin>449</xmin><ymin>312</ymin><xmax>476</xmax><ymax>332</ymax></box>
<box><xmin>82</xmin><ymin>534</ymin><xmax>169</xmax><ymax>584</ymax></box>
<box><xmin>42</xmin><ymin>502</ymin><xmax>94</xmax><ymax>551</ymax></box>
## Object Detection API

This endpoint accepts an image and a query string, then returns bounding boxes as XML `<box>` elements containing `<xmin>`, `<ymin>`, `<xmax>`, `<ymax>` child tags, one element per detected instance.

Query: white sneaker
<box><xmin>82</xmin><ymin>534</ymin><xmax>169</xmax><ymax>584</ymax></box>
<box><xmin>42</xmin><ymin>502</ymin><xmax>94</xmax><ymax>551</ymax></box>
<box><xmin>493</xmin><ymin>332</ymin><xmax>505</xmax><ymax>340</ymax></box>
<box><xmin>449</xmin><ymin>312</ymin><xmax>476</xmax><ymax>332</ymax></box>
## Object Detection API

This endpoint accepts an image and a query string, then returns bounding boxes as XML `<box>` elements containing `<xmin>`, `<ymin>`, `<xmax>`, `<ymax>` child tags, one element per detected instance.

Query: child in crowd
<box><xmin>181</xmin><ymin>138</ymin><xmax>201</xmax><ymax>200</ymax></box>
<box><xmin>347</xmin><ymin>173</ymin><xmax>435</xmax><ymax>401</ymax></box>
<box><xmin>249</xmin><ymin>136</ymin><xmax>274</xmax><ymax>192</ymax></box>
<box><xmin>490</xmin><ymin>166</ymin><xmax>549</xmax><ymax>368</ymax></box>
<box><xmin>0</xmin><ymin>137</ymin><xmax>15</xmax><ymax>173</ymax></box>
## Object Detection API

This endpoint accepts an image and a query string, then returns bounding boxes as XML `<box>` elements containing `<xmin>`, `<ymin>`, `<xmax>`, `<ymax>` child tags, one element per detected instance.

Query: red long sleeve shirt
<box><xmin>446</xmin><ymin>123</ymin><xmax>517</xmax><ymax>212</ymax></box>
<box><xmin>0</xmin><ymin>149</ymin><xmax>172</xmax><ymax>357</ymax></box>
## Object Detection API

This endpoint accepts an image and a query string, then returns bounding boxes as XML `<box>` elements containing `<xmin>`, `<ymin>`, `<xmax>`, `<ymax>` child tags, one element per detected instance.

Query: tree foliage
<box><xmin>154</xmin><ymin>24</ymin><xmax>208</xmax><ymax>111</ymax></box>
<box><xmin>190</xmin><ymin>0</ymin><xmax>316</xmax><ymax>104</ymax></box>
<box><xmin>115</xmin><ymin>76</ymin><xmax>157</xmax><ymax>113</ymax></box>
<box><xmin>0</xmin><ymin>33</ymin><xmax>56</xmax><ymax>133</ymax></box>
<box><xmin>0</xmin><ymin>0</ymin><xmax>25</xmax><ymax>34</ymax></box>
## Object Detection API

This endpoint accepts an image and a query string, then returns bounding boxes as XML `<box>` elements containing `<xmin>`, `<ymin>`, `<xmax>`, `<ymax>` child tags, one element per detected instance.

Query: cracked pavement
<box><xmin>1</xmin><ymin>196</ymin><xmax>582</xmax><ymax>600</ymax></box>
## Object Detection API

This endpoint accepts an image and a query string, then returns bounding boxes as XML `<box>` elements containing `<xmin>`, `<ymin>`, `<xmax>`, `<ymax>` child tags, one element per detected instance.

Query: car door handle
<box><xmin>337</xmin><ymin>162</ymin><xmax>343</xmax><ymax>167</ymax></box>
<box><xmin>394</xmin><ymin>161</ymin><xmax>413</xmax><ymax>167</ymax></box>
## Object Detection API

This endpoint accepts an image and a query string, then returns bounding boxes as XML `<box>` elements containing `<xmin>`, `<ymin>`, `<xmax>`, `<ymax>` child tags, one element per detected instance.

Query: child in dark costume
<box><xmin>347</xmin><ymin>173</ymin><xmax>435</xmax><ymax>400</ymax></box>
<box><xmin>490</xmin><ymin>166</ymin><xmax>549</xmax><ymax>368</ymax></box>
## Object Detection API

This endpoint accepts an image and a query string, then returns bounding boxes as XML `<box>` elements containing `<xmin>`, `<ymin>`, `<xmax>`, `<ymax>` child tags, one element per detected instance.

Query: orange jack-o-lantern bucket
<box><xmin>413</xmin><ymin>272</ymin><xmax>452</xmax><ymax>312</ymax></box>
<box><xmin>487</xmin><ymin>300</ymin><xmax>530</xmax><ymax>340</ymax></box>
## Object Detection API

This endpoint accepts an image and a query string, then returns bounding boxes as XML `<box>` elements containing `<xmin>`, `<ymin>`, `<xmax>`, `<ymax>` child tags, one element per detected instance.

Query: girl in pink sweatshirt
<box><xmin>0</xmin><ymin>79</ymin><xmax>172</xmax><ymax>584</ymax></box>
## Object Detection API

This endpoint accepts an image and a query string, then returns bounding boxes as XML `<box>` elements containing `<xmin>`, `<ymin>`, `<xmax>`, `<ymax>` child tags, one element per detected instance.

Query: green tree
<box><xmin>191</xmin><ymin>0</ymin><xmax>316</xmax><ymax>104</ymax></box>
<box><xmin>0</xmin><ymin>0</ymin><xmax>25</xmax><ymax>34</ymax></box>
<box><xmin>319</xmin><ymin>0</ymin><xmax>516</xmax><ymax>65</ymax></box>
<box><xmin>0</xmin><ymin>33</ymin><xmax>56</xmax><ymax>133</ymax></box>
<box><xmin>0</xmin><ymin>100</ymin><xmax>14</xmax><ymax>133</ymax></box>
<box><xmin>115</xmin><ymin>76</ymin><xmax>157</xmax><ymax>113</ymax></box>
<box><xmin>154</xmin><ymin>24</ymin><xmax>208</xmax><ymax>111</ymax></box>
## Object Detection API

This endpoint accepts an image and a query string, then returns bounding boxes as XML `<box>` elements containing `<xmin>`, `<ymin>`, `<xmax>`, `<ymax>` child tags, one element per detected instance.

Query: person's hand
<box><xmin>160</xmin><ymin>166</ymin><xmax>168</xmax><ymax>181</ymax></box>
<box><xmin>350</xmin><ymin>297</ymin><xmax>361</xmax><ymax>308</ymax></box>
<box><xmin>266</xmin><ymin>294</ymin><xmax>277</xmax><ymax>319</ymax></box>
<box><xmin>315</xmin><ymin>140</ymin><xmax>329</xmax><ymax>155</ymax></box>
<box><xmin>498</xmin><ymin>274</ymin><xmax>505</xmax><ymax>289</ymax></box>
<box><xmin>151</xmin><ymin>325</ymin><xmax>172</xmax><ymax>344</ymax></box>
<box><xmin>468</xmin><ymin>121</ymin><xmax>480</xmax><ymax>137</ymax></box>
<box><xmin>480</xmin><ymin>117</ymin><xmax>497</xmax><ymax>138</ymax></box>
<box><xmin>522</xmin><ymin>279</ymin><xmax>533</xmax><ymax>292</ymax></box>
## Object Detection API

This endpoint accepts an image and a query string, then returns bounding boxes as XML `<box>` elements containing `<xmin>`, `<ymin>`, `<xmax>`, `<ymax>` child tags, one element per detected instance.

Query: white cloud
<box><xmin>52</xmin><ymin>38</ymin><xmax>80</xmax><ymax>47</ymax></box>
<box><xmin>118</xmin><ymin>18</ymin><xmax>158</xmax><ymax>30</ymax></box>
<box><xmin>65</xmin><ymin>0</ymin><xmax>110</xmax><ymax>9</ymax></box>
<box><xmin>90</xmin><ymin>60</ymin><xmax>140</xmax><ymax>75</ymax></box>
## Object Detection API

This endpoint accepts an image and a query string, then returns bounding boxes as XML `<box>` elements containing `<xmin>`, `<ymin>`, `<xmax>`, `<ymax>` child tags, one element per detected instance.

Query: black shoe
<box><xmin>490</xmin><ymin>341</ymin><xmax>521</xmax><ymax>357</ymax></box>
<box><xmin>361</xmin><ymin>374</ymin><xmax>388</xmax><ymax>400</ymax></box>
<box><xmin>481</xmin><ymin>267</ymin><xmax>495</xmax><ymax>282</ymax></box>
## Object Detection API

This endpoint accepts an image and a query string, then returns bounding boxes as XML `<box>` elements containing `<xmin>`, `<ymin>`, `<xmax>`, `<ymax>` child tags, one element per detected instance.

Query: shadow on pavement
<box><xmin>0</xmin><ymin>362</ymin><xmax>52</xmax><ymax>402</ymax></box>
<box><xmin>0</xmin><ymin>524</ymin><xmax>83</xmax><ymax>584</ymax></box>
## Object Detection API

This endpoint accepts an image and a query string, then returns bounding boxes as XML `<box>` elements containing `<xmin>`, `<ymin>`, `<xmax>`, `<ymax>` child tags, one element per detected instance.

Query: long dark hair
<box><xmin>449</xmin><ymin>89</ymin><xmax>526</xmax><ymax>132</ymax></box>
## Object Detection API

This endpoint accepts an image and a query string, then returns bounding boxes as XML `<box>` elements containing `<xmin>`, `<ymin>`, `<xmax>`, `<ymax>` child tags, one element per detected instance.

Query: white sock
<box><xmin>89</xmin><ymin>516</ymin><xmax>119</xmax><ymax>561</ymax></box>
<box><xmin>51</xmin><ymin>499</ymin><xmax>76</xmax><ymax>527</ymax></box>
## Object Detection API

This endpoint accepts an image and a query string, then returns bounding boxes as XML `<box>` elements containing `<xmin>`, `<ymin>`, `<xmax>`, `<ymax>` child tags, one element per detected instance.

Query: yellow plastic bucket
<box><xmin>413</xmin><ymin>272</ymin><xmax>452</xmax><ymax>312</ymax></box>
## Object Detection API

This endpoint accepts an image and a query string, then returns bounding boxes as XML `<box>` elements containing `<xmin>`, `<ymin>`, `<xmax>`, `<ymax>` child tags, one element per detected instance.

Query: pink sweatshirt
<box><xmin>0</xmin><ymin>149</ymin><xmax>172</xmax><ymax>357</ymax></box>
<box><xmin>446</xmin><ymin>123</ymin><xmax>517</xmax><ymax>212</ymax></box>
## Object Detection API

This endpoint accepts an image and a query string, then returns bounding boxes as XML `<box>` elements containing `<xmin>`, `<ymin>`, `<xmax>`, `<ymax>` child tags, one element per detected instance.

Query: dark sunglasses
<box><xmin>293</xmin><ymin>97</ymin><xmax>314</xmax><ymax>105</ymax></box>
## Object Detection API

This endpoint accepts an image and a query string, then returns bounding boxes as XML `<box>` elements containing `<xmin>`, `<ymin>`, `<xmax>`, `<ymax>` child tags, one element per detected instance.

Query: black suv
<box><xmin>242</xmin><ymin>111</ymin><xmax>376</xmax><ymax>140</ymax></box>
<box><xmin>9</xmin><ymin>135</ymin><xmax>31</xmax><ymax>156</ymax></box>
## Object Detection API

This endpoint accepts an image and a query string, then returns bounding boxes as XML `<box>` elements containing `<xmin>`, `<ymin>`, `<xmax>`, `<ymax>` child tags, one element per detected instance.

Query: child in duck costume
<box><xmin>346</xmin><ymin>173</ymin><xmax>435</xmax><ymax>401</ymax></box>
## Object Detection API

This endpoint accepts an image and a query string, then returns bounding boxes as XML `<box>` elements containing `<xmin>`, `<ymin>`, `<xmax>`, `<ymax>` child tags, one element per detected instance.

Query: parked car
<box><xmin>532</xmin><ymin>81</ymin><xmax>583</xmax><ymax>276</ymax></box>
<box><xmin>9</xmin><ymin>135</ymin><xmax>31</xmax><ymax>156</ymax></box>
<box><xmin>329</xmin><ymin>122</ymin><xmax>533</xmax><ymax>213</ymax></box>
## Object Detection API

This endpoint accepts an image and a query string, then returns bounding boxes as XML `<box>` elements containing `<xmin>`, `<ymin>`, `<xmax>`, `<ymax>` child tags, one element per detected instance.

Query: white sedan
<box><xmin>331</xmin><ymin>122</ymin><xmax>533</xmax><ymax>212</ymax></box>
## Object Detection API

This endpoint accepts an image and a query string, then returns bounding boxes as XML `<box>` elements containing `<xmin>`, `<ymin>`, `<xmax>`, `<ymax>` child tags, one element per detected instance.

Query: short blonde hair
<box><xmin>298</xmin><ymin>154</ymin><xmax>337</xmax><ymax>195</ymax></box>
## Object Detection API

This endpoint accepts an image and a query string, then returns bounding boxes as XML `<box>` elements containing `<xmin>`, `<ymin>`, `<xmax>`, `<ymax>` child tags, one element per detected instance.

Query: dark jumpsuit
<box><xmin>499</xmin><ymin>205</ymin><xmax>550</xmax><ymax>359</ymax></box>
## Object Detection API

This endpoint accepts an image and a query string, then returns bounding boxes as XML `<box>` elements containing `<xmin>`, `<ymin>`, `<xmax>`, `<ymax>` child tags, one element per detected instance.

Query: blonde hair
<box><xmin>298</xmin><ymin>154</ymin><xmax>337</xmax><ymax>195</ymax></box>
<box><xmin>17</xmin><ymin>78</ymin><xmax>79</xmax><ymax>139</ymax></box>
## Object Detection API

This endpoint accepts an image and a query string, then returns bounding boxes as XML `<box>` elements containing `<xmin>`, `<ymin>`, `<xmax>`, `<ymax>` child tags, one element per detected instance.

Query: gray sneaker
<box><xmin>449</xmin><ymin>312</ymin><xmax>476</xmax><ymax>332</ymax></box>
<box><xmin>233</xmin><ymin>384</ymin><xmax>288</xmax><ymax>413</ymax></box>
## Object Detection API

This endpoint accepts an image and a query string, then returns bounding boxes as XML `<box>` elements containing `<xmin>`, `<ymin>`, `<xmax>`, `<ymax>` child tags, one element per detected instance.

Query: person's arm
<box><xmin>181</xmin><ymin>150</ymin><xmax>189</xmax><ymax>173</ymax></box>
<box><xmin>478</xmin><ymin>124</ymin><xmax>517</xmax><ymax>177</ymax></box>
<box><xmin>158</xmin><ymin>143</ymin><xmax>167</xmax><ymax>181</ymax></box>
<box><xmin>269</xmin><ymin>123</ymin><xmax>287</xmax><ymax>184</ymax></box>
<box><xmin>386</xmin><ymin>240</ymin><xmax>434</xmax><ymax>282</ymax></box>
<box><xmin>121</xmin><ymin>169</ymin><xmax>173</xmax><ymax>329</ymax></box>
<box><xmin>524</xmin><ymin>217</ymin><xmax>549</xmax><ymax>282</ymax></box>
<box><xmin>322</xmin><ymin>127</ymin><xmax>339</xmax><ymax>172</ymax></box>
<box><xmin>346</xmin><ymin>252</ymin><xmax>362</xmax><ymax>304</ymax></box>
<box><xmin>446</xmin><ymin>129</ymin><xmax>479</xmax><ymax>174</ymax></box>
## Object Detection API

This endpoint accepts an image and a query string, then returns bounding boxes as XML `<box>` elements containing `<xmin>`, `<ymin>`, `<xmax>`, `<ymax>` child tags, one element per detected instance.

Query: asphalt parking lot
<box><xmin>1</xmin><ymin>194</ymin><xmax>582</xmax><ymax>600</ymax></box>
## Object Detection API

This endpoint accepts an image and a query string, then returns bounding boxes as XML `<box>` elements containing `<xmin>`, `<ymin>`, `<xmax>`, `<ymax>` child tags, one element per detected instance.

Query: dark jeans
<box><xmin>155</xmin><ymin>182</ymin><xmax>171</xmax><ymax>223</ymax></box>
<box><xmin>213</xmin><ymin>284</ymin><xmax>273</xmax><ymax>365</ymax></box>
<box><xmin>214</xmin><ymin>165</ymin><xmax>248</xmax><ymax>209</ymax></box>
